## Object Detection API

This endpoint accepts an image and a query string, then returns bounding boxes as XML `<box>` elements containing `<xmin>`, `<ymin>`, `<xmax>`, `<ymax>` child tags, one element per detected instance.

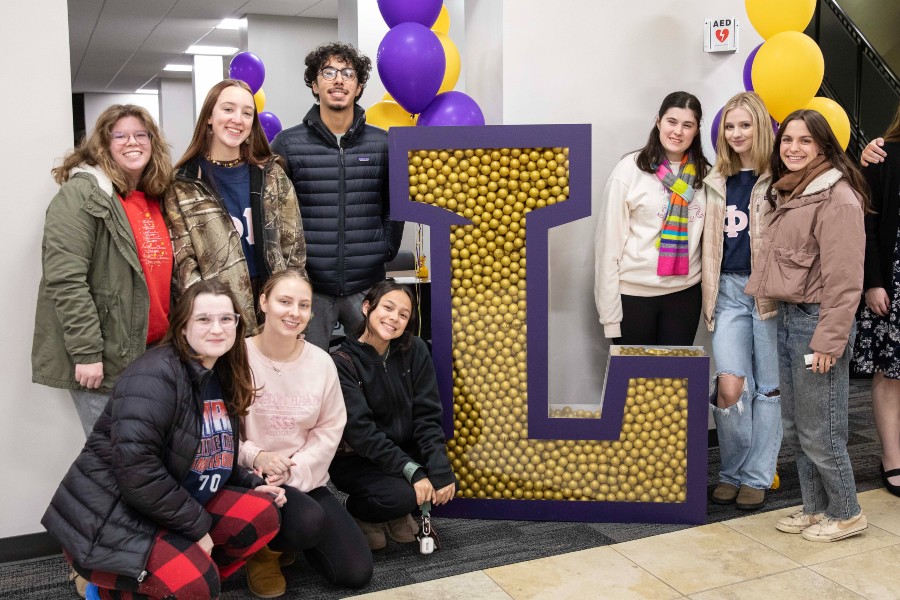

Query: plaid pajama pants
<box><xmin>72</xmin><ymin>487</ymin><xmax>279</xmax><ymax>600</ymax></box>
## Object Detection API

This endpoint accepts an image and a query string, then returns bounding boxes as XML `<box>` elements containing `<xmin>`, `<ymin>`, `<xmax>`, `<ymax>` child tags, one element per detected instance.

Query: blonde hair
<box><xmin>712</xmin><ymin>92</ymin><xmax>773</xmax><ymax>178</ymax></box>
<box><xmin>52</xmin><ymin>104</ymin><xmax>173</xmax><ymax>197</ymax></box>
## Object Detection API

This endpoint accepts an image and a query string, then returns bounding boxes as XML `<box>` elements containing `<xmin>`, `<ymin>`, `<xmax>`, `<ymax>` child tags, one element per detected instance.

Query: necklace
<box><xmin>254</xmin><ymin>337</ymin><xmax>299</xmax><ymax>376</ymax></box>
<box><xmin>206</xmin><ymin>154</ymin><xmax>244</xmax><ymax>168</ymax></box>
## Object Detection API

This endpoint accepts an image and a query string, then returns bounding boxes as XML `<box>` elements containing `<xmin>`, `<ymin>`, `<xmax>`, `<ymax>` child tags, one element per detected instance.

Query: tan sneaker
<box><xmin>775</xmin><ymin>510</ymin><xmax>825</xmax><ymax>534</ymax></box>
<box><xmin>68</xmin><ymin>568</ymin><xmax>88</xmax><ymax>598</ymax></box>
<box><xmin>246</xmin><ymin>547</ymin><xmax>286</xmax><ymax>598</ymax></box>
<box><xmin>711</xmin><ymin>483</ymin><xmax>739</xmax><ymax>505</ymax></box>
<box><xmin>355</xmin><ymin>518</ymin><xmax>387</xmax><ymax>550</ymax></box>
<box><xmin>801</xmin><ymin>512</ymin><xmax>868</xmax><ymax>542</ymax></box>
<box><xmin>385</xmin><ymin>514</ymin><xmax>419</xmax><ymax>543</ymax></box>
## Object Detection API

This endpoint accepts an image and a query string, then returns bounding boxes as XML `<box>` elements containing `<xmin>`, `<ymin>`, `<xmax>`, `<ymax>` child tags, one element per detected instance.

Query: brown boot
<box><xmin>246</xmin><ymin>547</ymin><xmax>286</xmax><ymax>598</ymax></box>
<box><xmin>711</xmin><ymin>482</ymin><xmax>739</xmax><ymax>505</ymax></box>
<box><xmin>354</xmin><ymin>518</ymin><xmax>387</xmax><ymax>550</ymax></box>
<box><xmin>68</xmin><ymin>568</ymin><xmax>88</xmax><ymax>598</ymax></box>
<box><xmin>385</xmin><ymin>514</ymin><xmax>418</xmax><ymax>543</ymax></box>
<box><xmin>735</xmin><ymin>485</ymin><xmax>765</xmax><ymax>510</ymax></box>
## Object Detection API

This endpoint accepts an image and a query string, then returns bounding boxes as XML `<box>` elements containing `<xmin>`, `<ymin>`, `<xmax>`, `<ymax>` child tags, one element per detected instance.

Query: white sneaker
<box><xmin>775</xmin><ymin>510</ymin><xmax>825</xmax><ymax>534</ymax></box>
<box><xmin>801</xmin><ymin>512</ymin><xmax>867</xmax><ymax>542</ymax></box>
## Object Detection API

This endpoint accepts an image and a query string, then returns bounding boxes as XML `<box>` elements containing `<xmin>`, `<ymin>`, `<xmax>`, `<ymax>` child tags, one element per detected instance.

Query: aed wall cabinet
<box><xmin>389</xmin><ymin>125</ymin><xmax>708</xmax><ymax>523</ymax></box>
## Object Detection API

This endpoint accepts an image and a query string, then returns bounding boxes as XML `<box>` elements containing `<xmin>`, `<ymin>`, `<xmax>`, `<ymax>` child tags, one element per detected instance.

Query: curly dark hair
<box><xmin>303</xmin><ymin>42</ymin><xmax>371</xmax><ymax>103</ymax></box>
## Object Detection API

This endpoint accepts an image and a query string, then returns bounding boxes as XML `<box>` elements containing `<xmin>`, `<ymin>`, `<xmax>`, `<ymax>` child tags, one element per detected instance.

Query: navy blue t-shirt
<box><xmin>721</xmin><ymin>170</ymin><xmax>759</xmax><ymax>273</ymax></box>
<box><xmin>182</xmin><ymin>372</ymin><xmax>234</xmax><ymax>506</ymax></box>
<box><xmin>209</xmin><ymin>162</ymin><xmax>257</xmax><ymax>278</ymax></box>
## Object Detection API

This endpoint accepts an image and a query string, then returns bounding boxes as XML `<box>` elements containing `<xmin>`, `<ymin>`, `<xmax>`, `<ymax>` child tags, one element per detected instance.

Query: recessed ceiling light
<box><xmin>135</xmin><ymin>89</ymin><xmax>159</xmax><ymax>95</ymax></box>
<box><xmin>186</xmin><ymin>45</ymin><xmax>238</xmax><ymax>55</ymax></box>
<box><xmin>163</xmin><ymin>64</ymin><xmax>193</xmax><ymax>72</ymax></box>
<box><xmin>217</xmin><ymin>18</ymin><xmax>246</xmax><ymax>30</ymax></box>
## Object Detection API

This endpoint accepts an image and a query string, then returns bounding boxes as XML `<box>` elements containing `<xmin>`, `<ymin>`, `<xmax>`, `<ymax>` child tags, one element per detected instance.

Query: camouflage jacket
<box><xmin>164</xmin><ymin>156</ymin><xmax>306</xmax><ymax>334</ymax></box>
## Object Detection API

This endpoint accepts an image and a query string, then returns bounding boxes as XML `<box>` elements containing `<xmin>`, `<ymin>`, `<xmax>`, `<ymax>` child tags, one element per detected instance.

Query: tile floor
<box><xmin>350</xmin><ymin>489</ymin><xmax>900</xmax><ymax>600</ymax></box>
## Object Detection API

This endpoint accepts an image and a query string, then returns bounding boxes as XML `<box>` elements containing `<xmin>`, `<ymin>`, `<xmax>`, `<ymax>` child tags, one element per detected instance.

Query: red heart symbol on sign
<box><xmin>715</xmin><ymin>29</ymin><xmax>729</xmax><ymax>42</ymax></box>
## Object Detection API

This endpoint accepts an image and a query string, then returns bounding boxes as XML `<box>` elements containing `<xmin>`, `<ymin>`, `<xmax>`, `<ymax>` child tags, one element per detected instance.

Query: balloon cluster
<box><xmin>229</xmin><ymin>52</ymin><xmax>283</xmax><ymax>142</ymax></box>
<box><xmin>370</xmin><ymin>0</ymin><xmax>485</xmax><ymax>129</ymax></box>
<box><xmin>732</xmin><ymin>0</ymin><xmax>850</xmax><ymax>149</ymax></box>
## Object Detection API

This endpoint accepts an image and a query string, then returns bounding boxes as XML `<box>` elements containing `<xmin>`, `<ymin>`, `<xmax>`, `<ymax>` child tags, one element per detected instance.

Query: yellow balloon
<box><xmin>752</xmin><ymin>32</ymin><xmax>823</xmax><ymax>122</ymax></box>
<box><xmin>254</xmin><ymin>89</ymin><xmax>266</xmax><ymax>113</ymax></box>
<box><xmin>805</xmin><ymin>97</ymin><xmax>851</xmax><ymax>150</ymax></box>
<box><xmin>382</xmin><ymin>91</ymin><xmax>394</xmax><ymax>101</ymax></box>
<box><xmin>746</xmin><ymin>0</ymin><xmax>815</xmax><ymax>39</ymax></box>
<box><xmin>432</xmin><ymin>4</ymin><xmax>450</xmax><ymax>34</ymax></box>
<box><xmin>366</xmin><ymin>100</ymin><xmax>416</xmax><ymax>130</ymax></box>
<box><xmin>436</xmin><ymin>32</ymin><xmax>460</xmax><ymax>94</ymax></box>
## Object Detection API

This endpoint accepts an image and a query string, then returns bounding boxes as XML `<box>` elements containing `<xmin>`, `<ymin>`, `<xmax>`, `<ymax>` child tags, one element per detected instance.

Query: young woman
<box><xmin>239</xmin><ymin>269</ymin><xmax>372</xmax><ymax>597</ymax></box>
<box><xmin>42</xmin><ymin>280</ymin><xmax>285</xmax><ymax>600</ymax></box>
<box><xmin>595</xmin><ymin>91</ymin><xmax>710</xmax><ymax>345</ymax></box>
<box><xmin>166</xmin><ymin>79</ymin><xmax>306</xmax><ymax>334</ymax></box>
<box><xmin>702</xmin><ymin>92</ymin><xmax>780</xmax><ymax>510</ymax></box>
<box><xmin>745</xmin><ymin>109</ymin><xmax>869</xmax><ymax>542</ymax></box>
<box><xmin>330</xmin><ymin>281</ymin><xmax>456</xmax><ymax>550</ymax></box>
<box><xmin>33</xmin><ymin>104</ymin><xmax>174</xmax><ymax>438</ymax></box>
<box><xmin>853</xmin><ymin>101</ymin><xmax>900</xmax><ymax>497</ymax></box>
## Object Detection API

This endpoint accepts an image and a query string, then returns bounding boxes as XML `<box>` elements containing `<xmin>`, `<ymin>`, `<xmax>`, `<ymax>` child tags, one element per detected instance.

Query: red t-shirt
<box><xmin>119</xmin><ymin>191</ymin><xmax>173</xmax><ymax>344</ymax></box>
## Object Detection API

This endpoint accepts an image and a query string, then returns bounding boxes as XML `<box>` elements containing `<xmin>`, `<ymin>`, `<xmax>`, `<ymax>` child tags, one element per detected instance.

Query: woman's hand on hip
<box><xmin>865</xmin><ymin>287</ymin><xmax>890</xmax><ymax>317</ymax></box>
<box><xmin>75</xmin><ymin>362</ymin><xmax>104</xmax><ymax>389</ymax></box>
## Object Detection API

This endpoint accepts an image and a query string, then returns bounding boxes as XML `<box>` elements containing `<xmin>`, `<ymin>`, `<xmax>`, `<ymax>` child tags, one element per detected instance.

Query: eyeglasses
<box><xmin>319</xmin><ymin>66</ymin><xmax>357</xmax><ymax>81</ymax></box>
<box><xmin>111</xmin><ymin>130</ymin><xmax>151</xmax><ymax>145</ymax></box>
<box><xmin>192</xmin><ymin>313</ymin><xmax>240</xmax><ymax>329</ymax></box>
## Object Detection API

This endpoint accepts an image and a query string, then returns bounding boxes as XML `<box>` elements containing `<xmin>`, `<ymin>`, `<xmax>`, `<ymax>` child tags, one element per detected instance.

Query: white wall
<box><xmin>159</xmin><ymin>78</ymin><xmax>195</xmax><ymax>162</ymax></box>
<box><xmin>245</xmin><ymin>14</ymin><xmax>338</xmax><ymax>130</ymax></box>
<box><xmin>0</xmin><ymin>0</ymin><xmax>85</xmax><ymax>538</ymax></box>
<box><xmin>497</xmin><ymin>0</ymin><xmax>762</xmax><ymax>408</ymax></box>
<box><xmin>83</xmin><ymin>92</ymin><xmax>160</xmax><ymax>136</ymax></box>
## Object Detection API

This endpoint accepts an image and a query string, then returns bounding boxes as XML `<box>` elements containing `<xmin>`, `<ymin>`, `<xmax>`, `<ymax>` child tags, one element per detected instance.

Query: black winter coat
<box><xmin>42</xmin><ymin>345</ymin><xmax>263</xmax><ymax>580</ymax></box>
<box><xmin>332</xmin><ymin>337</ymin><xmax>455</xmax><ymax>488</ymax></box>
<box><xmin>271</xmin><ymin>104</ymin><xmax>404</xmax><ymax>296</ymax></box>
<box><xmin>862</xmin><ymin>141</ymin><xmax>900</xmax><ymax>296</ymax></box>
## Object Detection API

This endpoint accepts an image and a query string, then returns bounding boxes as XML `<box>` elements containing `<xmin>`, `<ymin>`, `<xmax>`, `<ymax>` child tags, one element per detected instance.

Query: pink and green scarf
<box><xmin>655</xmin><ymin>154</ymin><xmax>697</xmax><ymax>276</ymax></box>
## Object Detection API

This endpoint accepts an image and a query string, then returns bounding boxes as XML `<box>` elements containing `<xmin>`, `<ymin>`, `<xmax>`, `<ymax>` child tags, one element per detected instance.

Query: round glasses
<box><xmin>191</xmin><ymin>313</ymin><xmax>240</xmax><ymax>330</ymax></box>
<box><xmin>111</xmin><ymin>130</ymin><xmax>151</xmax><ymax>145</ymax></box>
<box><xmin>319</xmin><ymin>66</ymin><xmax>357</xmax><ymax>81</ymax></box>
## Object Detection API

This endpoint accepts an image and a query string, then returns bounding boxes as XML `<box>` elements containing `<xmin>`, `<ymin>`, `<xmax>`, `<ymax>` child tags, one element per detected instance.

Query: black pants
<box><xmin>618</xmin><ymin>283</ymin><xmax>701</xmax><ymax>346</ymax></box>
<box><xmin>329</xmin><ymin>454</ymin><xmax>418</xmax><ymax>523</ymax></box>
<box><xmin>268</xmin><ymin>486</ymin><xmax>373</xmax><ymax>589</ymax></box>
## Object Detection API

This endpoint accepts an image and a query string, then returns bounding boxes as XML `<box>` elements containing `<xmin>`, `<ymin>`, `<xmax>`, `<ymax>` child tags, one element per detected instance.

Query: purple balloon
<box><xmin>377</xmin><ymin>0</ymin><xmax>442</xmax><ymax>28</ymax></box>
<box><xmin>743</xmin><ymin>44</ymin><xmax>762</xmax><ymax>91</ymax></box>
<box><xmin>417</xmin><ymin>91</ymin><xmax>485</xmax><ymax>127</ymax></box>
<box><xmin>229</xmin><ymin>52</ymin><xmax>266</xmax><ymax>94</ymax></box>
<box><xmin>258</xmin><ymin>111</ymin><xmax>282</xmax><ymax>142</ymax></box>
<box><xmin>377</xmin><ymin>23</ymin><xmax>445</xmax><ymax>114</ymax></box>
<box><xmin>710</xmin><ymin>106</ymin><xmax>724</xmax><ymax>152</ymax></box>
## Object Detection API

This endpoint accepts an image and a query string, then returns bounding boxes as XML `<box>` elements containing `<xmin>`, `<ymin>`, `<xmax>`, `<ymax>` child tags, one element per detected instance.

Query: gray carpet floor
<box><xmin>1</xmin><ymin>379</ymin><xmax>886</xmax><ymax>600</ymax></box>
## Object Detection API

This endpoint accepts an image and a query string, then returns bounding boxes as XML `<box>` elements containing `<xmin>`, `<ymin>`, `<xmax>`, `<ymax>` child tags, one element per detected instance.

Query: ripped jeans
<box><xmin>710</xmin><ymin>273</ymin><xmax>782</xmax><ymax>490</ymax></box>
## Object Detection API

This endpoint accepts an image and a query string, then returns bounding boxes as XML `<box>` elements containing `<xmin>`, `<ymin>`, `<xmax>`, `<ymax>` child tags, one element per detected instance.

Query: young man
<box><xmin>272</xmin><ymin>42</ymin><xmax>404</xmax><ymax>350</ymax></box>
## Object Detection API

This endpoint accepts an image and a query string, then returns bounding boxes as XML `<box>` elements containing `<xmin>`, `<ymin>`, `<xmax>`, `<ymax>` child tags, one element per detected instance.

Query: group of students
<box><xmin>596</xmin><ymin>89</ymin><xmax>900</xmax><ymax>542</ymax></box>
<box><xmin>36</xmin><ymin>45</ymin><xmax>454</xmax><ymax>600</ymax></box>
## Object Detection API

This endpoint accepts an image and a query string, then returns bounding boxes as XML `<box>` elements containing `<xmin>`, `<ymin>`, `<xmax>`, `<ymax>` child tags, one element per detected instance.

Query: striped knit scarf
<box><xmin>655</xmin><ymin>154</ymin><xmax>696</xmax><ymax>276</ymax></box>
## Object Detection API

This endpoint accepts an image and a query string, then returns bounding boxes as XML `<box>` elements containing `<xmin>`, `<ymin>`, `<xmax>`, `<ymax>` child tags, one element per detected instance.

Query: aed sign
<box><xmin>704</xmin><ymin>18</ymin><xmax>738</xmax><ymax>53</ymax></box>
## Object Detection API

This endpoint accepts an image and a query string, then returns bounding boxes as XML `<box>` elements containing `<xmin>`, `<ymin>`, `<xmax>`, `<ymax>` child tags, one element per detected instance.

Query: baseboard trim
<box><xmin>0</xmin><ymin>532</ymin><xmax>61</xmax><ymax>563</ymax></box>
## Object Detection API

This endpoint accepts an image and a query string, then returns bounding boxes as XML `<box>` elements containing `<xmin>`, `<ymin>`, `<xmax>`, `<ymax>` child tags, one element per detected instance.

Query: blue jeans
<box><xmin>778</xmin><ymin>302</ymin><xmax>860</xmax><ymax>520</ymax></box>
<box><xmin>304</xmin><ymin>290</ymin><xmax>368</xmax><ymax>351</ymax></box>
<box><xmin>710</xmin><ymin>273</ymin><xmax>781</xmax><ymax>489</ymax></box>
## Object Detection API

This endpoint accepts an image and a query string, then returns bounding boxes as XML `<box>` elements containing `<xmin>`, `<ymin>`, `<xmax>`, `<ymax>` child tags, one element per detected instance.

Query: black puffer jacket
<box><xmin>42</xmin><ymin>345</ymin><xmax>263</xmax><ymax>580</ymax></box>
<box><xmin>332</xmin><ymin>337</ymin><xmax>454</xmax><ymax>488</ymax></box>
<box><xmin>271</xmin><ymin>104</ymin><xmax>404</xmax><ymax>296</ymax></box>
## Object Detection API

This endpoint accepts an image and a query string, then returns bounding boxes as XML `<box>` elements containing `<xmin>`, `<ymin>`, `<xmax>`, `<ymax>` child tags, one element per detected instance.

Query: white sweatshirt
<box><xmin>594</xmin><ymin>152</ymin><xmax>707</xmax><ymax>338</ymax></box>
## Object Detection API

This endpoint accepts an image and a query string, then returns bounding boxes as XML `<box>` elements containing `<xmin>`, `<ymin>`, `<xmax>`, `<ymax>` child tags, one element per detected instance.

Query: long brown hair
<box><xmin>635</xmin><ymin>91</ymin><xmax>710</xmax><ymax>186</ymax></box>
<box><xmin>52</xmin><ymin>104</ymin><xmax>172</xmax><ymax>197</ymax></box>
<box><xmin>162</xmin><ymin>279</ymin><xmax>255</xmax><ymax>416</ymax></box>
<box><xmin>769</xmin><ymin>109</ymin><xmax>871</xmax><ymax>212</ymax></box>
<box><xmin>882</xmin><ymin>101</ymin><xmax>900</xmax><ymax>142</ymax></box>
<box><xmin>356</xmin><ymin>280</ymin><xmax>418</xmax><ymax>351</ymax></box>
<box><xmin>175</xmin><ymin>79</ymin><xmax>275</xmax><ymax>169</ymax></box>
